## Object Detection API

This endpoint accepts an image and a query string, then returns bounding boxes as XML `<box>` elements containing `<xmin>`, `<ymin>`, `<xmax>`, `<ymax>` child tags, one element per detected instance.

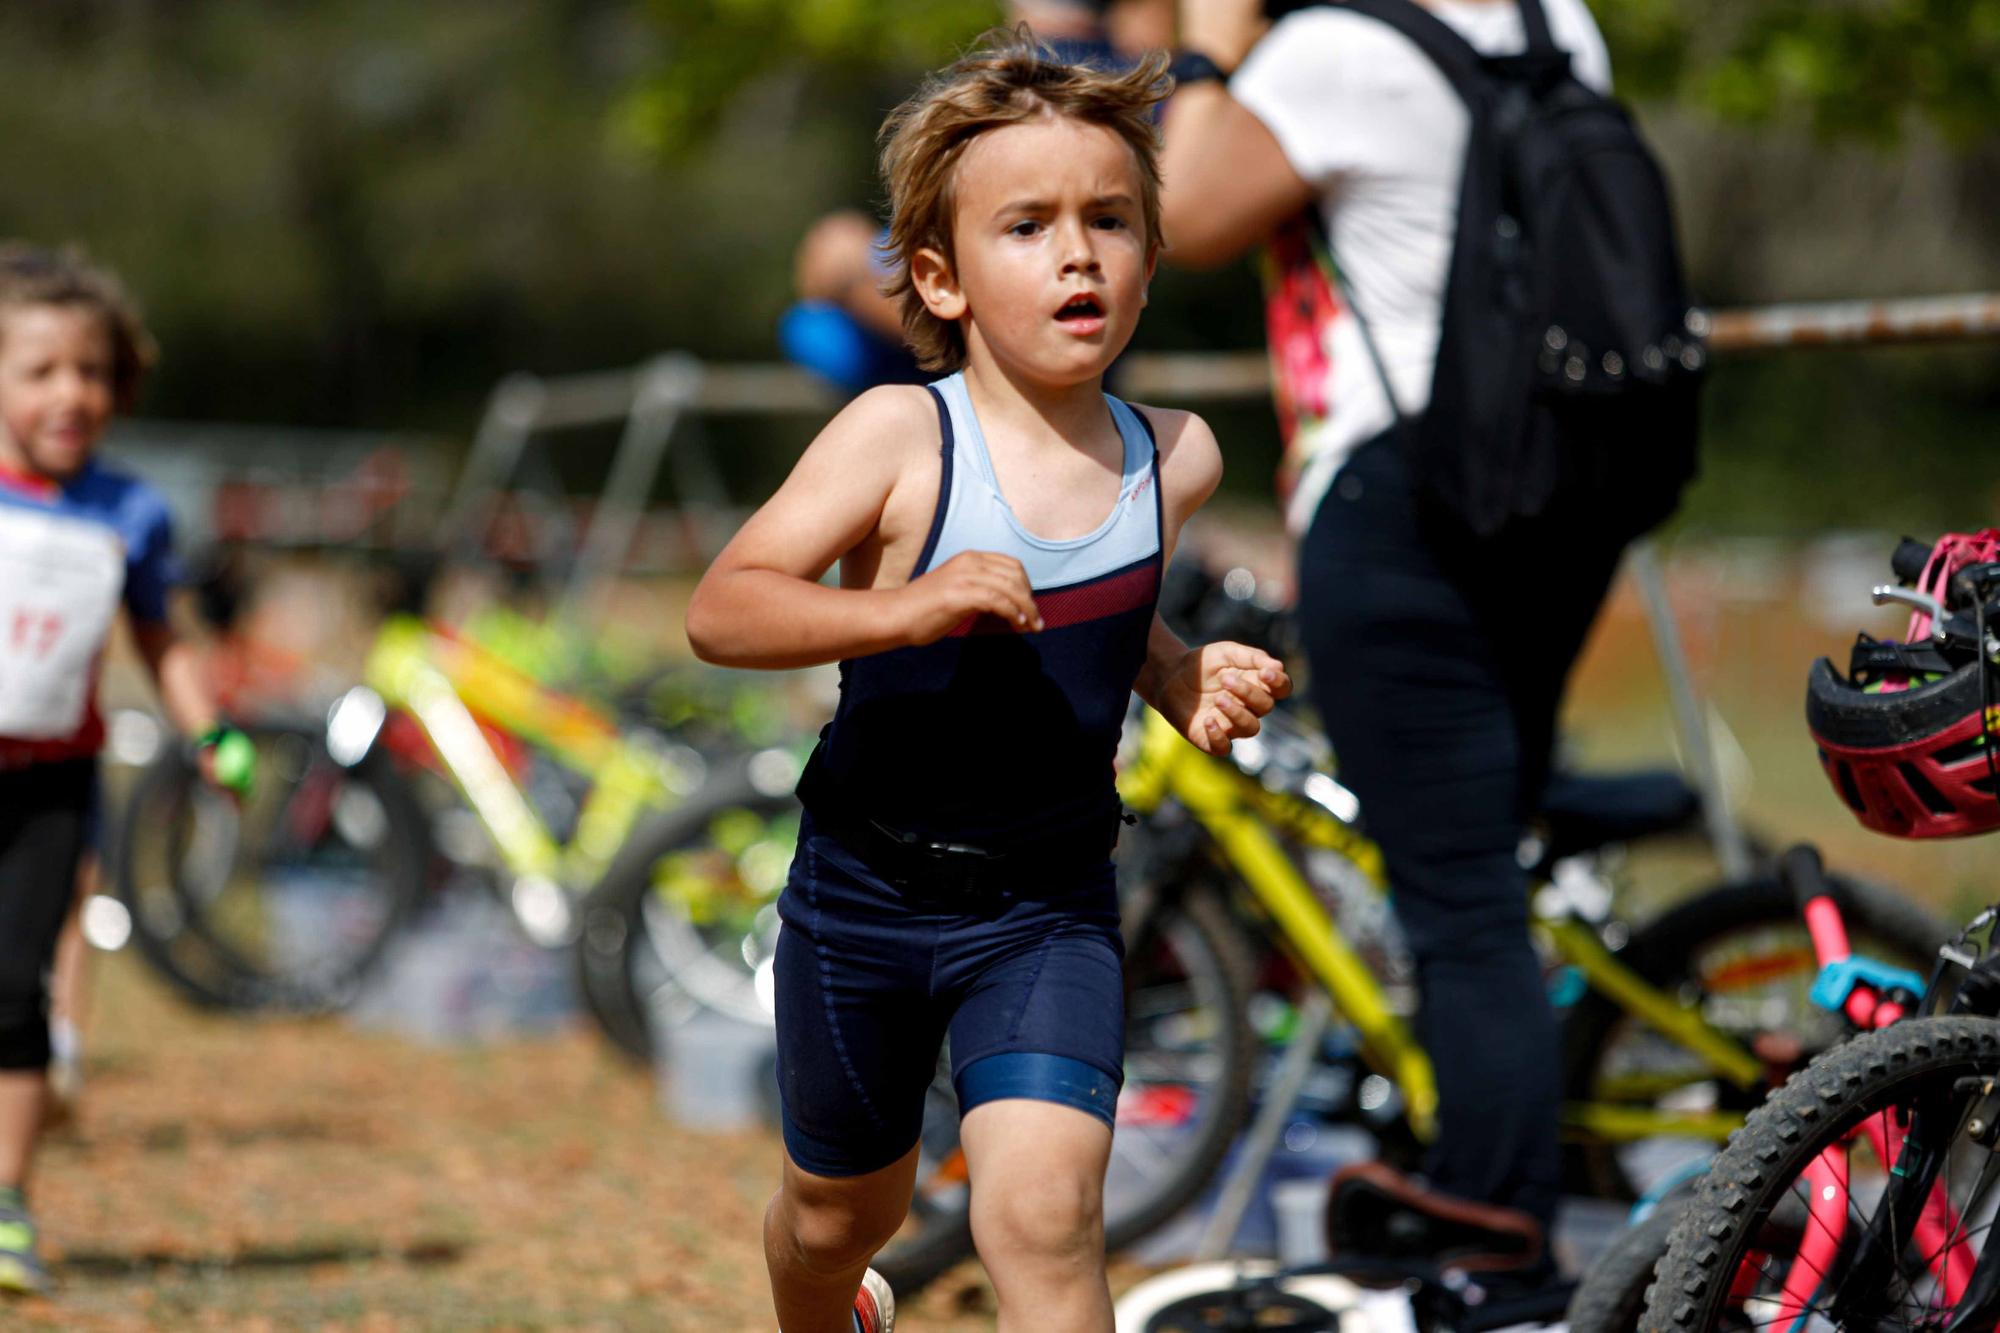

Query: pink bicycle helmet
<box><xmin>1807</xmin><ymin>529</ymin><xmax>2000</xmax><ymax>840</ymax></box>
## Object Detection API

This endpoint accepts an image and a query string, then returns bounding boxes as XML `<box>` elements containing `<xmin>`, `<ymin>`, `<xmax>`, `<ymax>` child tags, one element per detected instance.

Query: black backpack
<box><xmin>1328</xmin><ymin>0</ymin><xmax>1704</xmax><ymax>541</ymax></box>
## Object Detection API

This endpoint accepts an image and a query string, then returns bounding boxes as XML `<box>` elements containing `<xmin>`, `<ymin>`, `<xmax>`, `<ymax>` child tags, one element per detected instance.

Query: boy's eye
<box><xmin>1008</xmin><ymin>220</ymin><xmax>1042</xmax><ymax>237</ymax></box>
<box><xmin>1092</xmin><ymin>215</ymin><xmax>1127</xmax><ymax>230</ymax></box>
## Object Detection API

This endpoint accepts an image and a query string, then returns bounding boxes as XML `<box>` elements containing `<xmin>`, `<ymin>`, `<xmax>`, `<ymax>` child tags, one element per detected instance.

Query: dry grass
<box><xmin>28</xmin><ymin>536</ymin><xmax>1975</xmax><ymax>1329</ymax></box>
<box><xmin>21</xmin><ymin>955</ymin><xmax>1035</xmax><ymax>1331</ymax></box>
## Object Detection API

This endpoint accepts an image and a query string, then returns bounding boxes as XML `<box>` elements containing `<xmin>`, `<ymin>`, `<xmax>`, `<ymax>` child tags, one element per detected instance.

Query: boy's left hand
<box><xmin>1158</xmin><ymin>641</ymin><xmax>1291</xmax><ymax>755</ymax></box>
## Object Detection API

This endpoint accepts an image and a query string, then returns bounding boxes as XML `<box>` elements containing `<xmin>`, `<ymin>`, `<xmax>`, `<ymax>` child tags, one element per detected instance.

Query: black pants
<box><xmin>0</xmin><ymin>760</ymin><xmax>95</xmax><ymax>1071</ymax></box>
<box><xmin>1296</xmin><ymin>435</ymin><xmax>1624</xmax><ymax>1229</ymax></box>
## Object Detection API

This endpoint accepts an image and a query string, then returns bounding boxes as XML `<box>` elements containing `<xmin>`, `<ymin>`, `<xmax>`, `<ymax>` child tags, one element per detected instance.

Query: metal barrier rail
<box><xmin>1116</xmin><ymin>291</ymin><xmax>2000</xmax><ymax>402</ymax></box>
<box><xmin>468</xmin><ymin>291</ymin><xmax>2000</xmax><ymax>435</ymax></box>
<box><xmin>441</xmin><ymin>288</ymin><xmax>2000</xmax><ymax>627</ymax></box>
<box><xmin>646</xmin><ymin>291</ymin><xmax>2000</xmax><ymax>412</ymax></box>
<box><xmin>1704</xmin><ymin>292</ymin><xmax>2000</xmax><ymax>354</ymax></box>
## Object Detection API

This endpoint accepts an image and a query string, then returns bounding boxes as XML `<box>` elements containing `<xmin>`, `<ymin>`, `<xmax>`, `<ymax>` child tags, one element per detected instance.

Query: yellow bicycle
<box><xmin>115</xmin><ymin>609</ymin><xmax>717</xmax><ymax>1015</ymax></box>
<box><xmin>872</xmin><ymin>700</ymin><xmax>1945</xmax><ymax>1293</ymax></box>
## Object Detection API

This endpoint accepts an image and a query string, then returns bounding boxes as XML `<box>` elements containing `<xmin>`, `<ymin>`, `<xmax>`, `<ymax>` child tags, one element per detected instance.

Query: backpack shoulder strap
<box><xmin>1335</xmin><ymin>0</ymin><xmax>1563</xmax><ymax>86</ymax></box>
<box><xmin>1515</xmin><ymin>0</ymin><xmax>1557</xmax><ymax>54</ymax></box>
<box><xmin>1296</xmin><ymin>207</ymin><xmax>1412</xmax><ymax>437</ymax></box>
<box><xmin>1332</xmin><ymin>0</ymin><xmax>1488</xmax><ymax>108</ymax></box>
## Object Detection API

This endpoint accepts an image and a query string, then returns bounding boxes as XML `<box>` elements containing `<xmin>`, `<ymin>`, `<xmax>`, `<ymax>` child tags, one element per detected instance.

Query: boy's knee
<box><xmin>774</xmin><ymin>1183</ymin><xmax>905</xmax><ymax>1277</ymax></box>
<box><xmin>973</xmin><ymin>1171</ymin><xmax>1103</xmax><ymax>1270</ymax></box>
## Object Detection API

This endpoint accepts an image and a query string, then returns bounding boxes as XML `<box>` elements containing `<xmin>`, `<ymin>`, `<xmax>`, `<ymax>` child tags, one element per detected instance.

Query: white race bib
<box><xmin>0</xmin><ymin>508</ymin><xmax>124</xmax><ymax>739</ymax></box>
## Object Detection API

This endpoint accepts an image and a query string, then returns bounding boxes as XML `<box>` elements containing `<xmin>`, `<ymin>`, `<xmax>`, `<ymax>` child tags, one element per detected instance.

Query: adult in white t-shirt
<box><xmin>1159</xmin><ymin>0</ymin><xmax>1629</xmax><ymax>1267</ymax></box>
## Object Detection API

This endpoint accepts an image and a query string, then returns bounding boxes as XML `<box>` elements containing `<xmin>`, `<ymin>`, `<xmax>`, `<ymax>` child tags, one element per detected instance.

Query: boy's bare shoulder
<box><xmin>1125</xmin><ymin>403</ymin><xmax>1222</xmax><ymax>504</ymax></box>
<box><xmin>815</xmin><ymin>383</ymin><xmax>939</xmax><ymax>462</ymax></box>
<box><xmin>780</xmin><ymin>383</ymin><xmax>941</xmax><ymax>517</ymax></box>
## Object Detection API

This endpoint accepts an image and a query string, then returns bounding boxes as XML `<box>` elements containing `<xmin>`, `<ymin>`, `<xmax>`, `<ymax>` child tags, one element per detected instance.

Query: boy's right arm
<box><xmin>685</xmin><ymin>387</ymin><xmax>1042</xmax><ymax>671</ymax></box>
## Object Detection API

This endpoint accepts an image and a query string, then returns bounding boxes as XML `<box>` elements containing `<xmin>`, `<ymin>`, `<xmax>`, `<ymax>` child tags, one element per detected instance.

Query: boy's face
<box><xmin>0</xmin><ymin>303</ymin><xmax>115</xmax><ymax>482</ymax></box>
<box><xmin>922</xmin><ymin>114</ymin><xmax>1154</xmax><ymax>387</ymax></box>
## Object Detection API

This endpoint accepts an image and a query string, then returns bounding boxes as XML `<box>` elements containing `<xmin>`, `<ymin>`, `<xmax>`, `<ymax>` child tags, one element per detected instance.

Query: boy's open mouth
<box><xmin>1054</xmin><ymin>293</ymin><xmax>1105</xmax><ymax>322</ymax></box>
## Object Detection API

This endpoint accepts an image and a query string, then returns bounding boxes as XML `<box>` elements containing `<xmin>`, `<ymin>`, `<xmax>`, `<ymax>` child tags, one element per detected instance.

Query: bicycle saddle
<box><xmin>1535</xmin><ymin>768</ymin><xmax>1702</xmax><ymax>862</ymax></box>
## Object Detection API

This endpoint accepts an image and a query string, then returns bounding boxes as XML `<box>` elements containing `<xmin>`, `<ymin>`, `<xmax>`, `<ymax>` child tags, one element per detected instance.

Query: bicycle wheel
<box><xmin>1567</xmin><ymin>1201</ymin><xmax>1686</xmax><ymax>1333</ymax></box>
<box><xmin>114</xmin><ymin>721</ymin><xmax>431</xmax><ymax>1013</ymax></box>
<box><xmin>1112</xmin><ymin>1261</ymin><xmax>1361</xmax><ymax>1332</ymax></box>
<box><xmin>575</xmin><ymin>754</ymin><xmax>798</xmax><ymax>1059</ymax></box>
<box><xmin>873</xmin><ymin>881</ymin><xmax>1258</xmax><ymax>1296</ymax></box>
<box><xmin>1643</xmin><ymin>1015</ymin><xmax>2000</xmax><ymax>1332</ymax></box>
<box><xmin>1562</xmin><ymin>872</ymin><xmax>1947</xmax><ymax>1198</ymax></box>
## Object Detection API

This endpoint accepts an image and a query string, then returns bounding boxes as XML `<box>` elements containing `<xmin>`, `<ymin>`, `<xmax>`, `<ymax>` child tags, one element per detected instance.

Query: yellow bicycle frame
<box><xmin>1116</xmin><ymin>707</ymin><xmax>1766</xmax><ymax>1146</ymax></box>
<box><xmin>363</xmin><ymin>614</ymin><xmax>695</xmax><ymax>890</ymax></box>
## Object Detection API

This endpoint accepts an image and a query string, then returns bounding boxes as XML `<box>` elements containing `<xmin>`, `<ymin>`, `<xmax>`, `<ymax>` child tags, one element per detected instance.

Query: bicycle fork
<box><xmin>1770</xmin><ymin>846</ymin><xmax>1982</xmax><ymax>1328</ymax></box>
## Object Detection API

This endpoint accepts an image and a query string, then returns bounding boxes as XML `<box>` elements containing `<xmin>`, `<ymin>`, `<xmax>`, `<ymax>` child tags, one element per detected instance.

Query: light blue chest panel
<box><xmin>916</xmin><ymin>372</ymin><xmax>1160</xmax><ymax>587</ymax></box>
<box><xmin>809</xmin><ymin>374</ymin><xmax>1165</xmax><ymax>844</ymax></box>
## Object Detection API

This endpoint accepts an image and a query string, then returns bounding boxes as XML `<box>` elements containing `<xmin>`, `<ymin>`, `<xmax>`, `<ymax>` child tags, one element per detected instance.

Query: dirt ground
<box><xmin>27</xmin><ymin>534</ymin><xmax>1974</xmax><ymax>1330</ymax></box>
<box><xmin>20</xmin><ymin>954</ymin><xmax>1086</xmax><ymax>1331</ymax></box>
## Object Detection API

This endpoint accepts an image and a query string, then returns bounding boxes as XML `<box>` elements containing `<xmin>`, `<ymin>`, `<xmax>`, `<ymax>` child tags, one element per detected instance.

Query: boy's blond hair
<box><xmin>878</xmin><ymin>26</ymin><xmax>1171</xmax><ymax>373</ymax></box>
<box><xmin>0</xmin><ymin>242</ymin><xmax>158</xmax><ymax>410</ymax></box>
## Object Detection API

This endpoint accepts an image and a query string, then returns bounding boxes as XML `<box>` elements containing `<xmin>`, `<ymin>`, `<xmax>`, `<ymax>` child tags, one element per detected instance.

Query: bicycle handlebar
<box><xmin>1872</xmin><ymin>585</ymin><xmax>1949</xmax><ymax>639</ymax></box>
<box><xmin>1891</xmin><ymin>537</ymin><xmax>1934</xmax><ymax>585</ymax></box>
<box><xmin>1876</xmin><ymin>551</ymin><xmax>2000</xmax><ymax>658</ymax></box>
<box><xmin>1778</xmin><ymin>844</ymin><xmax>1833</xmax><ymax>917</ymax></box>
<box><xmin>1780</xmin><ymin>842</ymin><xmax>1916</xmax><ymax>1028</ymax></box>
<box><xmin>1780</xmin><ymin>844</ymin><xmax>1861</xmax><ymax>978</ymax></box>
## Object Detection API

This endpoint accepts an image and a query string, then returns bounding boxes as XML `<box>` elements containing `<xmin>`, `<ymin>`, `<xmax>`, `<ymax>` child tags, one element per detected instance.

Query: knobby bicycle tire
<box><xmin>874</xmin><ymin>882</ymin><xmax>1259</xmax><ymax>1296</ymax></box>
<box><xmin>1641</xmin><ymin>1015</ymin><xmax>2000</xmax><ymax>1332</ymax></box>
<box><xmin>114</xmin><ymin>725</ymin><xmax>431</xmax><ymax>1013</ymax></box>
<box><xmin>1561</xmin><ymin>871</ymin><xmax>1947</xmax><ymax>1197</ymax></box>
<box><xmin>1567</xmin><ymin>1201</ymin><xmax>1686</xmax><ymax>1333</ymax></box>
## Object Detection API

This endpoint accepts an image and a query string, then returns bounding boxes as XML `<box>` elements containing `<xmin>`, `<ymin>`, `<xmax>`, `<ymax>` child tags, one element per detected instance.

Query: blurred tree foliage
<box><xmin>0</xmin><ymin>1</ymin><xmax>1992</xmax><ymax>533</ymax></box>
<box><xmin>1597</xmin><ymin>0</ymin><xmax>2000</xmax><ymax>146</ymax></box>
<box><xmin>615</xmin><ymin>0</ymin><xmax>1000</xmax><ymax>158</ymax></box>
<box><xmin>619</xmin><ymin>0</ymin><xmax>2000</xmax><ymax>155</ymax></box>
<box><xmin>0</xmin><ymin>0</ymin><xmax>913</xmax><ymax>429</ymax></box>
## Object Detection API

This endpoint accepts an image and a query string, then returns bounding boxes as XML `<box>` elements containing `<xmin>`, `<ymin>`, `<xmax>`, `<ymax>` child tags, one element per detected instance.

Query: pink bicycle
<box><xmin>1644</xmin><ymin>531</ymin><xmax>2000</xmax><ymax>1332</ymax></box>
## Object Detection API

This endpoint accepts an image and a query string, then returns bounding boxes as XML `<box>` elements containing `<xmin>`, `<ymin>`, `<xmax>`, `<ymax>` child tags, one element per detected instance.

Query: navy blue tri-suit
<box><xmin>777</xmin><ymin>371</ymin><xmax>1164</xmax><ymax>1178</ymax></box>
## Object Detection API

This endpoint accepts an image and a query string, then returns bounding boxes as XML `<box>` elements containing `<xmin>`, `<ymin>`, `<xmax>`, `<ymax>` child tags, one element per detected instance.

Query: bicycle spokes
<box><xmin>1733</xmin><ymin>1089</ymin><xmax>1995</xmax><ymax>1328</ymax></box>
<box><xmin>1774</xmin><ymin>1147</ymin><xmax>1849</xmax><ymax>1326</ymax></box>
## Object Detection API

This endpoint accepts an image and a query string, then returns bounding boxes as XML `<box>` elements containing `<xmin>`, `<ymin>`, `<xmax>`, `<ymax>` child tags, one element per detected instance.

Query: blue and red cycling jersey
<box><xmin>0</xmin><ymin>458</ymin><xmax>180</xmax><ymax>768</ymax></box>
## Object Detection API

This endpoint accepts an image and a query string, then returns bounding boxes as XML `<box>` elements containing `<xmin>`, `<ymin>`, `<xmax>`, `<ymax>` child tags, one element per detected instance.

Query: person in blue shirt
<box><xmin>0</xmin><ymin>243</ymin><xmax>248</xmax><ymax>1296</ymax></box>
<box><xmin>780</xmin><ymin>0</ymin><xmax>1175</xmax><ymax>399</ymax></box>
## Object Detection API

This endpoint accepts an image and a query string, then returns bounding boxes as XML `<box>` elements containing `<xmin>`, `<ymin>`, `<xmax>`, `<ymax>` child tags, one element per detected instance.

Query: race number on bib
<box><xmin>0</xmin><ymin>508</ymin><xmax>124</xmax><ymax>739</ymax></box>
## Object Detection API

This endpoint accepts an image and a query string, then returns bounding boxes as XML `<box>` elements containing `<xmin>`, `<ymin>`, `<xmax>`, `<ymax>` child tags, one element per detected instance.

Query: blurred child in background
<box><xmin>0</xmin><ymin>243</ymin><xmax>249</xmax><ymax>1295</ymax></box>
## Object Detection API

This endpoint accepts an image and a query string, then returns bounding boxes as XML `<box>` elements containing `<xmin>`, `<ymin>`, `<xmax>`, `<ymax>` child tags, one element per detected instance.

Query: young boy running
<box><xmin>0</xmin><ymin>244</ymin><xmax>247</xmax><ymax>1295</ymax></box>
<box><xmin>687</xmin><ymin>29</ymin><xmax>1289</xmax><ymax>1333</ymax></box>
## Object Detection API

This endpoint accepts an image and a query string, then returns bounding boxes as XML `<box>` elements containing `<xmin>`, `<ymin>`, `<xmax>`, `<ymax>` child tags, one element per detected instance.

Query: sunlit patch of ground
<box><xmin>34</xmin><ymin>537</ymin><xmax>1970</xmax><ymax>1329</ymax></box>
<box><xmin>22</xmin><ymin>953</ymin><xmax>1028</xmax><ymax>1330</ymax></box>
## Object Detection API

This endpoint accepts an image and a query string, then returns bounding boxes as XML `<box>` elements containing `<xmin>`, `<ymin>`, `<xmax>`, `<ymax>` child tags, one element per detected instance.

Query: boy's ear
<box><xmin>910</xmin><ymin>246</ymin><xmax>967</xmax><ymax>323</ymax></box>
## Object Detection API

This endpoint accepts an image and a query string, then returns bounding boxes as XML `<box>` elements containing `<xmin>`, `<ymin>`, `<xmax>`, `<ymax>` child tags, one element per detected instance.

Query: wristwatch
<box><xmin>1168</xmin><ymin>49</ymin><xmax>1231</xmax><ymax>86</ymax></box>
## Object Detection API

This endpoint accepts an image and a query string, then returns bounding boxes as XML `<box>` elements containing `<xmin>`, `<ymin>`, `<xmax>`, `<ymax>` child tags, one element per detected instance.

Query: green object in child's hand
<box><xmin>201</xmin><ymin>726</ymin><xmax>258</xmax><ymax>796</ymax></box>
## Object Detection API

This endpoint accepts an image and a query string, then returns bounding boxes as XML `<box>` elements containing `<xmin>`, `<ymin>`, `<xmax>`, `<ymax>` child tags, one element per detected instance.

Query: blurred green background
<box><xmin>7</xmin><ymin>14</ymin><xmax>1996</xmax><ymax>1327</ymax></box>
<box><xmin>2</xmin><ymin>0</ymin><xmax>1996</xmax><ymax>530</ymax></box>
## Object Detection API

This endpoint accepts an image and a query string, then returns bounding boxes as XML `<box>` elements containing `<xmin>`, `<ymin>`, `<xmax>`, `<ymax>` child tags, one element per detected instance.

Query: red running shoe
<box><xmin>853</xmin><ymin>1267</ymin><xmax>895</xmax><ymax>1333</ymax></box>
